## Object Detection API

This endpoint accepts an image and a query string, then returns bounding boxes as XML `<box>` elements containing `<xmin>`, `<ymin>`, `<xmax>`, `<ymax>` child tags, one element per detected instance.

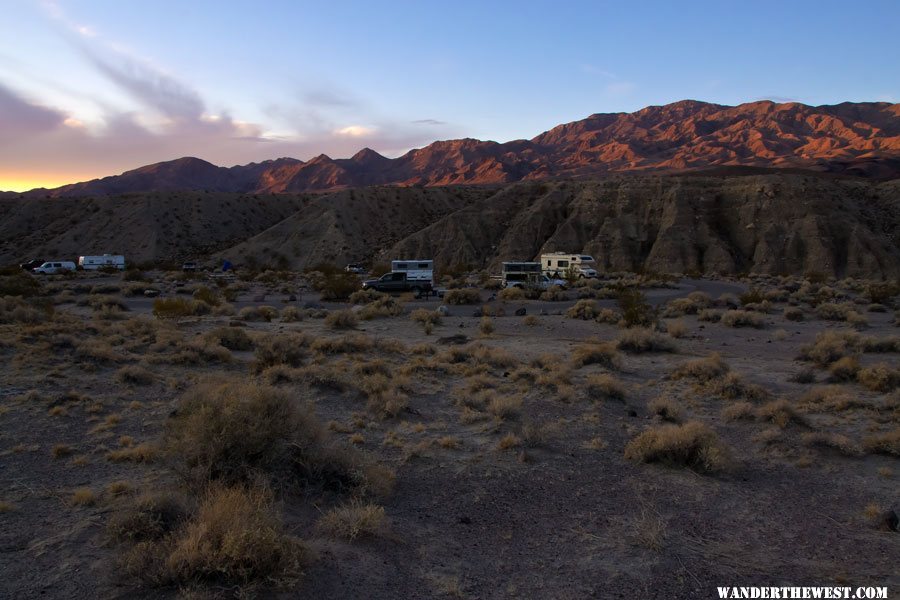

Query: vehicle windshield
<box><xmin>579</xmin><ymin>257</ymin><xmax>596</xmax><ymax>267</ymax></box>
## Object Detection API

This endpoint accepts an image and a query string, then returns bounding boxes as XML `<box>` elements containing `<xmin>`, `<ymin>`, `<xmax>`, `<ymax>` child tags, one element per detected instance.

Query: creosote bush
<box><xmin>616</xmin><ymin>328</ymin><xmax>677</xmax><ymax>354</ymax></box>
<box><xmin>152</xmin><ymin>297</ymin><xmax>210</xmax><ymax>319</ymax></box>
<box><xmin>720</xmin><ymin>310</ymin><xmax>764</xmax><ymax>329</ymax></box>
<box><xmin>325</xmin><ymin>309</ymin><xmax>359</xmax><ymax>330</ymax></box>
<box><xmin>624</xmin><ymin>421</ymin><xmax>730</xmax><ymax>473</ymax></box>
<box><xmin>443</xmin><ymin>288</ymin><xmax>481</xmax><ymax>305</ymax></box>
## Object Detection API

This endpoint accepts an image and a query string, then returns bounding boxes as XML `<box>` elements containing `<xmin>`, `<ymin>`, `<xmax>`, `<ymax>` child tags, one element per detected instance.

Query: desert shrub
<box><xmin>801</xmin><ymin>432</ymin><xmax>863</xmax><ymax>457</ymax></box>
<box><xmin>165</xmin><ymin>378</ymin><xmax>389</xmax><ymax>493</ymax></box>
<box><xmin>798</xmin><ymin>331</ymin><xmax>861</xmax><ymax>366</ymax></box>
<box><xmin>617</xmin><ymin>288</ymin><xmax>656</xmax><ymax>328</ymax></box>
<box><xmin>0</xmin><ymin>296</ymin><xmax>51</xmax><ymax>324</ymax></box>
<box><xmin>152</xmin><ymin>297</ymin><xmax>209</xmax><ymax>319</ymax></box>
<box><xmin>571</xmin><ymin>341</ymin><xmax>622</xmax><ymax>369</ymax></box>
<box><xmin>107</xmin><ymin>492</ymin><xmax>187</xmax><ymax>542</ymax></box>
<box><xmin>324</xmin><ymin>309</ymin><xmax>358</xmax><ymax>330</ymax></box>
<box><xmin>566</xmin><ymin>299</ymin><xmax>599</xmax><ymax>320</ymax></box>
<box><xmin>648</xmin><ymin>396</ymin><xmax>682</xmax><ymax>422</ymax></box>
<box><xmin>815</xmin><ymin>302</ymin><xmax>855</xmax><ymax>321</ymax></box>
<box><xmin>87</xmin><ymin>294</ymin><xmax>129</xmax><ymax>312</ymax></box>
<box><xmin>205</xmin><ymin>326</ymin><xmax>254</xmax><ymax>351</ymax></box>
<box><xmin>616</xmin><ymin>328</ymin><xmax>677</xmax><ymax>354</ymax></box>
<box><xmin>707</xmin><ymin>372</ymin><xmax>770</xmax><ymax>401</ymax></box>
<box><xmin>523</xmin><ymin>314</ymin><xmax>539</xmax><ymax>327</ymax></box>
<box><xmin>539</xmin><ymin>285</ymin><xmax>567</xmax><ymax>302</ymax></box>
<box><xmin>864</xmin><ymin>282</ymin><xmax>899</xmax><ymax>305</ymax></box>
<box><xmin>585</xmin><ymin>374</ymin><xmax>625</xmax><ymax>400</ymax></box>
<box><xmin>665</xmin><ymin>319</ymin><xmax>687</xmax><ymax>338</ymax></box>
<box><xmin>479</xmin><ymin>316</ymin><xmax>495</xmax><ymax>336</ymax></box>
<box><xmin>349</xmin><ymin>288</ymin><xmax>384</xmax><ymax>305</ymax></box>
<box><xmin>443</xmin><ymin>288</ymin><xmax>481</xmax><ymax>305</ymax></box>
<box><xmin>863</xmin><ymin>428</ymin><xmax>900</xmax><ymax>456</ymax></box>
<box><xmin>827</xmin><ymin>356</ymin><xmax>860</xmax><ymax>382</ymax></box>
<box><xmin>121</xmin><ymin>485</ymin><xmax>305</xmax><ymax>587</ymax></box>
<box><xmin>237</xmin><ymin>305</ymin><xmax>278</xmax><ymax>322</ymax></box>
<box><xmin>252</xmin><ymin>333</ymin><xmax>309</xmax><ymax>373</ymax></box>
<box><xmin>623</xmin><ymin>421</ymin><xmax>730</xmax><ymax>473</ymax></box>
<box><xmin>739</xmin><ymin>287</ymin><xmax>765</xmax><ymax>306</ymax></box>
<box><xmin>670</xmin><ymin>353</ymin><xmax>729</xmax><ymax>382</ymax></box>
<box><xmin>191</xmin><ymin>286</ymin><xmax>220</xmax><ymax>307</ymax></box>
<box><xmin>317</xmin><ymin>502</ymin><xmax>386</xmax><ymax>541</ymax></box>
<box><xmin>857</xmin><ymin>363</ymin><xmax>900</xmax><ymax>393</ymax></box>
<box><xmin>280</xmin><ymin>306</ymin><xmax>303</xmax><ymax>322</ymax></box>
<box><xmin>115</xmin><ymin>365</ymin><xmax>155</xmax><ymax>386</ymax></box>
<box><xmin>846</xmin><ymin>311</ymin><xmax>869</xmax><ymax>329</ymax></box>
<box><xmin>783</xmin><ymin>307</ymin><xmax>804</xmax><ymax>321</ymax></box>
<box><xmin>311</xmin><ymin>333</ymin><xmax>375</xmax><ymax>355</ymax></box>
<box><xmin>697</xmin><ymin>309</ymin><xmax>722</xmax><ymax>323</ymax></box>
<box><xmin>720</xmin><ymin>310</ymin><xmax>764</xmax><ymax>328</ymax></box>
<box><xmin>0</xmin><ymin>272</ymin><xmax>41</xmax><ymax>297</ymax></box>
<box><xmin>722</xmin><ymin>401</ymin><xmax>755</xmax><ymax>421</ymax></box>
<box><xmin>358</xmin><ymin>295</ymin><xmax>404</xmax><ymax>319</ymax></box>
<box><xmin>315</xmin><ymin>272</ymin><xmax>360</xmax><ymax>301</ymax></box>
<box><xmin>755</xmin><ymin>399</ymin><xmax>805</xmax><ymax>428</ymax></box>
<box><xmin>498</xmin><ymin>286</ymin><xmax>525</xmax><ymax>301</ymax></box>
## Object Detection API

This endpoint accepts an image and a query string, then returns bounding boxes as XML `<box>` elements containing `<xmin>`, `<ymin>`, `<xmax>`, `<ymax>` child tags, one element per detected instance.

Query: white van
<box><xmin>33</xmin><ymin>261</ymin><xmax>76</xmax><ymax>274</ymax></box>
<box><xmin>78</xmin><ymin>254</ymin><xmax>126</xmax><ymax>271</ymax></box>
<box><xmin>540</xmin><ymin>252</ymin><xmax>599</xmax><ymax>279</ymax></box>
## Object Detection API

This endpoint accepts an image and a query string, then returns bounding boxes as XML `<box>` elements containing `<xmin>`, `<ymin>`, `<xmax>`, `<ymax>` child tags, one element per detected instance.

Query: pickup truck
<box><xmin>505</xmin><ymin>274</ymin><xmax>567</xmax><ymax>290</ymax></box>
<box><xmin>361</xmin><ymin>272</ymin><xmax>434</xmax><ymax>297</ymax></box>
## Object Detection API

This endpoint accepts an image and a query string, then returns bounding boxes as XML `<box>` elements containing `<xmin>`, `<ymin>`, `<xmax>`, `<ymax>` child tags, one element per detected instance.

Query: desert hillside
<box><xmin>11</xmin><ymin>100</ymin><xmax>900</xmax><ymax>198</ymax></box>
<box><xmin>2</xmin><ymin>173</ymin><xmax>896</xmax><ymax>278</ymax></box>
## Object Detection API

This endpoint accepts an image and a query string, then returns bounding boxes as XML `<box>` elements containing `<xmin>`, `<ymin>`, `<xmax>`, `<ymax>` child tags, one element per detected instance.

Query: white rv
<box><xmin>32</xmin><ymin>261</ymin><xmax>76</xmax><ymax>274</ymax></box>
<box><xmin>78</xmin><ymin>254</ymin><xmax>126</xmax><ymax>271</ymax></box>
<box><xmin>389</xmin><ymin>259</ymin><xmax>434</xmax><ymax>283</ymax></box>
<box><xmin>540</xmin><ymin>252</ymin><xmax>598</xmax><ymax>279</ymax></box>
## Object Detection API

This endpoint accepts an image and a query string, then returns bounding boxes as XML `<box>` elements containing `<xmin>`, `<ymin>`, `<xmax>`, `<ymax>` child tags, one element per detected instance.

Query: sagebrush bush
<box><xmin>585</xmin><ymin>374</ymin><xmax>626</xmax><ymax>400</ymax></box>
<box><xmin>316</xmin><ymin>501</ymin><xmax>386</xmax><ymax>541</ymax></box>
<box><xmin>115</xmin><ymin>365</ymin><xmax>155</xmax><ymax>386</ymax></box>
<box><xmin>857</xmin><ymin>363</ymin><xmax>900</xmax><ymax>393</ymax></box>
<box><xmin>624</xmin><ymin>421</ymin><xmax>730</xmax><ymax>473</ymax></box>
<box><xmin>238</xmin><ymin>305</ymin><xmax>278</xmax><ymax>322</ymax></box>
<box><xmin>720</xmin><ymin>310</ymin><xmax>764</xmax><ymax>329</ymax></box>
<box><xmin>566</xmin><ymin>299</ymin><xmax>599</xmax><ymax>320</ymax></box>
<box><xmin>443</xmin><ymin>288</ymin><xmax>481</xmax><ymax>305</ymax></box>
<box><xmin>616</xmin><ymin>328</ymin><xmax>677</xmax><ymax>354</ymax></box>
<box><xmin>571</xmin><ymin>341</ymin><xmax>622</xmax><ymax>369</ymax></box>
<box><xmin>498</xmin><ymin>286</ymin><xmax>525</xmax><ymax>301</ymax></box>
<box><xmin>252</xmin><ymin>333</ymin><xmax>309</xmax><ymax>373</ymax></box>
<box><xmin>205</xmin><ymin>326</ymin><xmax>254</xmax><ymax>351</ymax></box>
<box><xmin>152</xmin><ymin>297</ymin><xmax>209</xmax><ymax>319</ymax></box>
<box><xmin>325</xmin><ymin>309</ymin><xmax>359</xmax><ymax>330</ymax></box>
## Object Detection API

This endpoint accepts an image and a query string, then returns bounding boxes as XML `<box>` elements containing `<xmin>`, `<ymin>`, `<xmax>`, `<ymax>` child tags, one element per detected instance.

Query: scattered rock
<box><xmin>515</xmin><ymin>307</ymin><xmax>526</xmax><ymax>316</ymax></box>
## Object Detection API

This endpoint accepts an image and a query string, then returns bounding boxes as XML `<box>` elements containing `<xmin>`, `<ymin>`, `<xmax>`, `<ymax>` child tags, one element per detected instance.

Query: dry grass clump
<box><xmin>441</xmin><ymin>343</ymin><xmax>518</xmax><ymax>369</ymax></box>
<box><xmin>826</xmin><ymin>356</ymin><xmax>860</xmax><ymax>382</ymax></box>
<box><xmin>616</xmin><ymin>328</ymin><xmax>676</xmax><ymax>354</ymax></box>
<box><xmin>317</xmin><ymin>502</ymin><xmax>386</xmax><ymax>541</ymax></box>
<box><xmin>566</xmin><ymin>299</ymin><xmax>600</xmax><ymax>320</ymax></box>
<box><xmin>648</xmin><ymin>396</ymin><xmax>682</xmax><ymax>422</ymax></box>
<box><xmin>669</xmin><ymin>353</ymin><xmax>728</xmax><ymax>382</ymax></box>
<box><xmin>486</xmin><ymin>394</ymin><xmax>523</xmax><ymax>420</ymax></box>
<box><xmin>165</xmin><ymin>378</ymin><xmax>390</xmax><ymax>494</ymax></box>
<box><xmin>697</xmin><ymin>309</ymin><xmax>722</xmax><ymax>323</ymax></box>
<box><xmin>443</xmin><ymin>288</ymin><xmax>481</xmax><ymax>305</ymax></box>
<box><xmin>115</xmin><ymin>365</ymin><xmax>155</xmax><ymax>386</ymax></box>
<box><xmin>862</xmin><ymin>428</ymin><xmax>899</xmax><ymax>456</ymax></box>
<box><xmin>801</xmin><ymin>432</ymin><xmax>863</xmax><ymax>457</ymax></box>
<box><xmin>498</xmin><ymin>286</ymin><xmax>525</xmax><ymax>301</ymax></box>
<box><xmin>119</xmin><ymin>485</ymin><xmax>305</xmax><ymax>587</ymax></box>
<box><xmin>571</xmin><ymin>340</ymin><xmax>622</xmax><ymax>369</ymax></box>
<box><xmin>152</xmin><ymin>297</ymin><xmax>210</xmax><ymax>319</ymax></box>
<box><xmin>204</xmin><ymin>326</ymin><xmax>254</xmax><ymax>351</ymax></box>
<box><xmin>349</xmin><ymin>288</ymin><xmax>384</xmax><ymax>305</ymax></box>
<box><xmin>479</xmin><ymin>316</ymin><xmax>495</xmax><ymax>336</ymax></box>
<box><xmin>665</xmin><ymin>319</ymin><xmax>688</xmax><ymax>338</ymax></box>
<box><xmin>783</xmin><ymin>307</ymin><xmax>804</xmax><ymax>321</ymax></box>
<box><xmin>815</xmin><ymin>302</ymin><xmax>856</xmax><ymax>321</ymax></box>
<box><xmin>707</xmin><ymin>372</ymin><xmax>770</xmax><ymax>401</ymax></box>
<box><xmin>857</xmin><ymin>363</ymin><xmax>900</xmax><ymax>393</ymax></box>
<box><xmin>585</xmin><ymin>374</ymin><xmax>625</xmax><ymax>400</ymax></box>
<box><xmin>720</xmin><ymin>310</ymin><xmax>765</xmax><ymax>328</ymax></box>
<box><xmin>107</xmin><ymin>492</ymin><xmax>187</xmax><ymax>542</ymax></box>
<box><xmin>280</xmin><ymin>306</ymin><xmax>304</xmax><ymax>322</ymax></box>
<box><xmin>70</xmin><ymin>487</ymin><xmax>97</xmax><ymax>506</ymax></box>
<box><xmin>623</xmin><ymin>421</ymin><xmax>730</xmax><ymax>473</ymax></box>
<box><xmin>539</xmin><ymin>285</ymin><xmax>567</xmax><ymax>302</ymax></box>
<box><xmin>324</xmin><ymin>309</ymin><xmax>359</xmax><ymax>330</ymax></box>
<box><xmin>523</xmin><ymin>314</ymin><xmax>539</xmax><ymax>326</ymax></box>
<box><xmin>357</xmin><ymin>295</ymin><xmax>404</xmax><ymax>320</ymax></box>
<box><xmin>721</xmin><ymin>401</ymin><xmax>755</xmax><ymax>421</ymax></box>
<box><xmin>0</xmin><ymin>296</ymin><xmax>51</xmax><ymax>324</ymax></box>
<box><xmin>252</xmin><ymin>332</ymin><xmax>309</xmax><ymax>373</ymax></box>
<box><xmin>755</xmin><ymin>399</ymin><xmax>805</xmax><ymax>428</ymax></box>
<box><xmin>798</xmin><ymin>331</ymin><xmax>861</xmax><ymax>366</ymax></box>
<box><xmin>76</xmin><ymin>338</ymin><xmax>127</xmax><ymax>363</ymax></box>
<box><xmin>410</xmin><ymin>308</ymin><xmax>442</xmax><ymax>333</ymax></box>
<box><xmin>107</xmin><ymin>443</ymin><xmax>158</xmax><ymax>463</ymax></box>
<box><xmin>311</xmin><ymin>333</ymin><xmax>375</xmax><ymax>355</ymax></box>
<box><xmin>237</xmin><ymin>305</ymin><xmax>279</xmax><ymax>322</ymax></box>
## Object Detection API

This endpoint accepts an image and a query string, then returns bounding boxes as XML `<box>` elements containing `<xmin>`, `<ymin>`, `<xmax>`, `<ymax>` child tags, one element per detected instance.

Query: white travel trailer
<box><xmin>389</xmin><ymin>259</ymin><xmax>434</xmax><ymax>283</ymax></box>
<box><xmin>78</xmin><ymin>254</ymin><xmax>126</xmax><ymax>271</ymax></box>
<box><xmin>540</xmin><ymin>252</ymin><xmax>599</xmax><ymax>279</ymax></box>
<box><xmin>32</xmin><ymin>261</ymin><xmax>76</xmax><ymax>274</ymax></box>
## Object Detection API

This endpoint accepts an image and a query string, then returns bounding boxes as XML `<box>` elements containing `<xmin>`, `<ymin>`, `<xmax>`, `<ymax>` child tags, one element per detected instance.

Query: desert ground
<box><xmin>0</xmin><ymin>267</ymin><xmax>897</xmax><ymax>599</ymax></box>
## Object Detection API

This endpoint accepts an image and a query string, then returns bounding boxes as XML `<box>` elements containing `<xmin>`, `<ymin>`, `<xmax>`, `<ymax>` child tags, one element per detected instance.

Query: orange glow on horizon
<box><xmin>0</xmin><ymin>175</ymin><xmax>85</xmax><ymax>193</ymax></box>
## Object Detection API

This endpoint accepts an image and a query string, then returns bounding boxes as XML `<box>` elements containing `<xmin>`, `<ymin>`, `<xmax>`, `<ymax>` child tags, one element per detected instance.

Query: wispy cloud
<box><xmin>411</xmin><ymin>118</ymin><xmax>447</xmax><ymax>126</ymax></box>
<box><xmin>605</xmin><ymin>81</ymin><xmax>636</xmax><ymax>96</ymax></box>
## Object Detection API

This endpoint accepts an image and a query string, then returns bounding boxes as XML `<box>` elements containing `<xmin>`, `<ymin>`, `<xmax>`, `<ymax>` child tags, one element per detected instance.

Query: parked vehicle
<box><xmin>501</xmin><ymin>262</ymin><xmax>566</xmax><ymax>290</ymax></box>
<box><xmin>19</xmin><ymin>258</ymin><xmax>45</xmax><ymax>271</ymax></box>
<box><xmin>361</xmin><ymin>259</ymin><xmax>434</xmax><ymax>297</ymax></box>
<box><xmin>78</xmin><ymin>254</ymin><xmax>126</xmax><ymax>271</ymax></box>
<box><xmin>540</xmin><ymin>252</ymin><xmax>598</xmax><ymax>279</ymax></box>
<box><xmin>181</xmin><ymin>261</ymin><xmax>198</xmax><ymax>272</ymax></box>
<box><xmin>33</xmin><ymin>261</ymin><xmax>76</xmax><ymax>274</ymax></box>
<box><xmin>345</xmin><ymin>263</ymin><xmax>365</xmax><ymax>274</ymax></box>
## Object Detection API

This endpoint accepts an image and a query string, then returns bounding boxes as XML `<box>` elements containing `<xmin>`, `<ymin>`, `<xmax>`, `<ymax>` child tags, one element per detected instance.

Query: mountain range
<box><xmin>8</xmin><ymin>99</ymin><xmax>900</xmax><ymax>197</ymax></box>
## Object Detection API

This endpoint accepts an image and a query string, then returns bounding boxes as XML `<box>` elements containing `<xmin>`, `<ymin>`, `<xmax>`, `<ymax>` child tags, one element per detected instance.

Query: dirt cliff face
<box><xmin>20</xmin><ymin>100</ymin><xmax>900</xmax><ymax>198</ymax></box>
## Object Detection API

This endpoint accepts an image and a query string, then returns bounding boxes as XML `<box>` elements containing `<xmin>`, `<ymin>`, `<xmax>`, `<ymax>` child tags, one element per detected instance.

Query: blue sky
<box><xmin>1</xmin><ymin>0</ymin><xmax>897</xmax><ymax>190</ymax></box>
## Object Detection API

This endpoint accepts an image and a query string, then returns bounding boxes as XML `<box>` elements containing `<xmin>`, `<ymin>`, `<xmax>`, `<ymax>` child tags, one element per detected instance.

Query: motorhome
<box><xmin>361</xmin><ymin>259</ymin><xmax>434</xmax><ymax>297</ymax></box>
<box><xmin>78</xmin><ymin>254</ymin><xmax>126</xmax><ymax>271</ymax></box>
<box><xmin>32</xmin><ymin>261</ymin><xmax>76</xmax><ymax>274</ymax></box>
<box><xmin>501</xmin><ymin>262</ymin><xmax>567</xmax><ymax>290</ymax></box>
<box><xmin>540</xmin><ymin>252</ymin><xmax>599</xmax><ymax>279</ymax></box>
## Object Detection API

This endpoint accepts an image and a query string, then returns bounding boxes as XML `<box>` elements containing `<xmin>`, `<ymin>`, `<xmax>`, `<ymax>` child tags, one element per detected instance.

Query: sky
<box><xmin>1</xmin><ymin>0</ymin><xmax>898</xmax><ymax>191</ymax></box>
